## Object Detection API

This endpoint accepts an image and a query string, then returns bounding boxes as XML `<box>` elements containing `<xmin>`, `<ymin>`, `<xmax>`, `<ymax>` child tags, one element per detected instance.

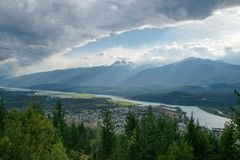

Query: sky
<box><xmin>0</xmin><ymin>0</ymin><xmax>240</xmax><ymax>76</ymax></box>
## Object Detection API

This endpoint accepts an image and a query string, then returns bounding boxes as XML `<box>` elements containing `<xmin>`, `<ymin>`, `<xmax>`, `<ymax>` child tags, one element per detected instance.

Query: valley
<box><xmin>1</xmin><ymin>58</ymin><xmax>238</xmax><ymax>129</ymax></box>
<box><xmin>0</xmin><ymin>86</ymin><xmax>230</xmax><ymax>129</ymax></box>
<box><xmin>2</xmin><ymin>2</ymin><xmax>240</xmax><ymax>159</ymax></box>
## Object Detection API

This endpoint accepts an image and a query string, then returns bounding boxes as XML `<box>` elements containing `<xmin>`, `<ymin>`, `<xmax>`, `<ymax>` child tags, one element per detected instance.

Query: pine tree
<box><xmin>101</xmin><ymin>111</ymin><xmax>115</xmax><ymax>160</ymax></box>
<box><xmin>1</xmin><ymin>105</ymin><xmax>68</xmax><ymax>160</ymax></box>
<box><xmin>128</xmin><ymin>128</ymin><xmax>139</xmax><ymax>160</ymax></box>
<box><xmin>78</xmin><ymin>122</ymin><xmax>90</xmax><ymax>153</ymax></box>
<box><xmin>219</xmin><ymin>90</ymin><xmax>240</xmax><ymax>159</ymax></box>
<box><xmin>29</xmin><ymin>90</ymin><xmax>43</xmax><ymax>113</ymax></box>
<box><xmin>156</xmin><ymin>116</ymin><xmax>178</xmax><ymax>155</ymax></box>
<box><xmin>158</xmin><ymin>139</ymin><xmax>193</xmax><ymax>160</ymax></box>
<box><xmin>91</xmin><ymin>122</ymin><xmax>101</xmax><ymax>160</ymax></box>
<box><xmin>233</xmin><ymin>90</ymin><xmax>240</xmax><ymax>139</ymax></box>
<box><xmin>0</xmin><ymin>97</ymin><xmax>7</xmax><ymax>159</ymax></box>
<box><xmin>219</xmin><ymin>121</ymin><xmax>236</xmax><ymax>160</ymax></box>
<box><xmin>137</xmin><ymin>110</ymin><xmax>158</xmax><ymax>159</ymax></box>
<box><xmin>0</xmin><ymin>97</ymin><xmax>6</xmax><ymax>132</ymax></box>
<box><xmin>53</xmin><ymin>99</ymin><xmax>66</xmax><ymax>138</ymax></box>
<box><xmin>185</xmin><ymin>114</ymin><xmax>213</xmax><ymax>160</ymax></box>
<box><xmin>125</xmin><ymin>112</ymin><xmax>138</xmax><ymax>138</ymax></box>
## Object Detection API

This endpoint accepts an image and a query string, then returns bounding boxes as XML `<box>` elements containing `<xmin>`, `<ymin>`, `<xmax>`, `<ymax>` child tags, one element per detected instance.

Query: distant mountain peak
<box><xmin>111</xmin><ymin>60</ymin><xmax>134</xmax><ymax>66</ymax></box>
<box><xmin>181</xmin><ymin>57</ymin><xmax>212</xmax><ymax>63</ymax></box>
<box><xmin>121</xmin><ymin>57</ymin><xmax>240</xmax><ymax>87</ymax></box>
<box><xmin>183</xmin><ymin>57</ymin><xmax>200</xmax><ymax>61</ymax></box>
<box><xmin>180</xmin><ymin>57</ymin><xmax>228</xmax><ymax>65</ymax></box>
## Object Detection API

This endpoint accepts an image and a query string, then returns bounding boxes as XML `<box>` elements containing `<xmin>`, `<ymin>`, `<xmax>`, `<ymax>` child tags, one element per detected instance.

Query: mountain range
<box><xmin>1</xmin><ymin>57</ymin><xmax>240</xmax><ymax>94</ymax></box>
<box><xmin>1</xmin><ymin>60</ymin><xmax>138</xmax><ymax>88</ymax></box>
<box><xmin>121</xmin><ymin>57</ymin><xmax>240</xmax><ymax>87</ymax></box>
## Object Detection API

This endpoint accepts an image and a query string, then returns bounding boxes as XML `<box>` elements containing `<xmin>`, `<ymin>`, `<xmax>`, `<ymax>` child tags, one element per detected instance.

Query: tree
<box><xmin>156</xmin><ymin>116</ymin><xmax>178</xmax><ymax>155</ymax></box>
<box><xmin>53</xmin><ymin>99</ymin><xmax>67</xmax><ymax>138</ymax></box>
<box><xmin>233</xmin><ymin>90</ymin><xmax>240</xmax><ymax>139</ymax></box>
<box><xmin>101</xmin><ymin>111</ymin><xmax>115</xmax><ymax>160</ymax></box>
<box><xmin>29</xmin><ymin>90</ymin><xmax>43</xmax><ymax>114</ymax></box>
<box><xmin>219</xmin><ymin>91</ymin><xmax>240</xmax><ymax>160</ymax></box>
<box><xmin>78</xmin><ymin>122</ymin><xmax>91</xmax><ymax>153</ymax></box>
<box><xmin>128</xmin><ymin>129</ymin><xmax>139</xmax><ymax>160</ymax></box>
<box><xmin>136</xmin><ymin>110</ymin><xmax>158</xmax><ymax>160</ymax></box>
<box><xmin>111</xmin><ymin>135</ymin><xmax>129</xmax><ymax>160</ymax></box>
<box><xmin>158</xmin><ymin>139</ymin><xmax>193</xmax><ymax>160</ymax></box>
<box><xmin>0</xmin><ymin>97</ymin><xmax>7</xmax><ymax>159</ymax></box>
<box><xmin>67</xmin><ymin>123</ymin><xmax>79</xmax><ymax>151</ymax></box>
<box><xmin>0</xmin><ymin>106</ymin><xmax>68</xmax><ymax>160</ymax></box>
<box><xmin>230</xmin><ymin>90</ymin><xmax>240</xmax><ymax>159</ymax></box>
<box><xmin>185</xmin><ymin>114</ymin><xmax>213</xmax><ymax>160</ymax></box>
<box><xmin>91</xmin><ymin>122</ymin><xmax>102</xmax><ymax>160</ymax></box>
<box><xmin>125</xmin><ymin>112</ymin><xmax>138</xmax><ymax>138</ymax></box>
<box><xmin>66</xmin><ymin>122</ymin><xmax>91</xmax><ymax>159</ymax></box>
<box><xmin>219</xmin><ymin>121</ymin><xmax>236</xmax><ymax>160</ymax></box>
<box><xmin>0</xmin><ymin>97</ymin><xmax>6</xmax><ymax>132</ymax></box>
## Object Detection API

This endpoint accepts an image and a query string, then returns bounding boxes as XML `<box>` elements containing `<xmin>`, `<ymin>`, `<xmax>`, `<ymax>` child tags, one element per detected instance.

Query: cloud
<box><xmin>0</xmin><ymin>0</ymin><xmax>239</xmax><ymax>76</ymax></box>
<box><xmin>0</xmin><ymin>54</ymin><xmax>11</xmax><ymax>62</ymax></box>
<box><xmin>220</xmin><ymin>47</ymin><xmax>240</xmax><ymax>64</ymax></box>
<box><xmin>14</xmin><ymin>37</ymin><xmax>240</xmax><ymax>76</ymax></box>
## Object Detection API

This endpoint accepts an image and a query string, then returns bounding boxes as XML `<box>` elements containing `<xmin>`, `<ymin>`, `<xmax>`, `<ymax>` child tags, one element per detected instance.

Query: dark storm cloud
<box><xmin>0</xmin><ymin>0</ymin><xmax>239</xmax><ymax>75</ymax></box>
<box><xmin>0</xmin><ymin>54</ymin><xmax>11</xmax><ymax>62</ymax></box>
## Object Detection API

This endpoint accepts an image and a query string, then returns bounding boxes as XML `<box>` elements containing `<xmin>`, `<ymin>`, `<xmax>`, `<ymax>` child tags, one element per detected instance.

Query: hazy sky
<box><xmin>0</xmin><ymin>0</ymin><xmax>240</xmax><ymax>76</ymax></box>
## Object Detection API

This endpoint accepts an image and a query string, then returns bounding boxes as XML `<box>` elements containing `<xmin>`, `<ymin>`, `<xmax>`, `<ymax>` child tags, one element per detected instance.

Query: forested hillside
<box><xmin>0</xmin><ymin>93</ymin><xmax>240</xmax><ymax>160</ymax></box>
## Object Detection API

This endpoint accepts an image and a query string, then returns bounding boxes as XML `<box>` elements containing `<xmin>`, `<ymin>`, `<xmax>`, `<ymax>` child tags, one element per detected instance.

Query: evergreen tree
<box><xmin>91</xmin><ymin>122</ymin><xmax>102</xmax><ymax>160</ymax></box>
<box><xmin>136</xmin><ymin>110</ymin><xmax>158</xmax><ymax>159</ymax></box>
<box><xmin>219</xmin><ymin>121</ymin><xmax>236</xmax><ymax>160</ymax></box>
<box><xmin>219</xmin><ymin>90</ymin><xmax>240</xmax><ymax>159</ymax></box>
<box><xmin>0</xmin><ymin>97</ymin><xmax>7</xmax><ymax>159</ymax></box>
<box><xmin>66</xmin><ymin>122</ymin><xmax>91</xmax><ymax>156</ymax></box>
<box><xmin>185</xmin><ymin>114</ymin><xmax>214</xmax><ymax>160</ymax></box>
<box><xmin>0</xmin><ymin>105</ymin><xmax>68</xmax><ymax>160</ymax></box>
<box><xmin>156</xmin><ymin>116</ymin><xmax>178</xmax><ymax>155</ymax></box>
<box><xmin>68</xmin><ymin>123</ymin><xmax>79</xmax><ymax>150</ymax></box>
<box><xmin>111</xmin><ymin>135</ymin><xmax>128</xmax><ymax>160</ymax></box>
<box><xmin>101</xmin><ymin>111</ymin><xmax>115</xmax><ymax>160</ymax></box>
<box><xmin>29</xmin><ymin>90</ymin><xmax>43</xmax><ymax>113</ymax></box>
<box><xmin>122</xmin><ymin>112</ymin><xmax>139</xmax><ymax>160</ymax></box>
<box><xmin>158</xmin><ymin>139</ymin><xmax>193</xmax><ymax>160</ymax></box>
<box><xmin>128</xmin><ymin>129</ymin><xmax>139</xmax><ymax>160</ymax></box>
<box><xmin>0</xmin><ymin>97</ymin><xmax>6</xmax><ymax>132</ymax></box>
<box><xmin>53</xmin><ymin>99</ymin><xmax>67</xmax><ymax>138</ymax></box>
<box><xmin>125</xmin><ymin>112</ymin><xmax>138</xmax><ymax>138</ymax></box>
<box><xmin>78</xmin><ymin>122</ymin><xmax>91</xmax><ymax>154</ymax></box>
<box><xmin>233</xmin><ymin>90</ymin><xmax>240</xmax><ymax>141</ymax></box>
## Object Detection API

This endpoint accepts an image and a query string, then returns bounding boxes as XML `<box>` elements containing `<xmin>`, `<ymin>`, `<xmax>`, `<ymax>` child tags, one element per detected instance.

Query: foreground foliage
<box><xmin>0</xmin><ymin>92</ymin><xmax>240</xmax><ymax>160</ymax></box>
<box><xmin>0</xmin><ymin>100</ymin><xmax>68</xmax><ymax>160</ymax></box>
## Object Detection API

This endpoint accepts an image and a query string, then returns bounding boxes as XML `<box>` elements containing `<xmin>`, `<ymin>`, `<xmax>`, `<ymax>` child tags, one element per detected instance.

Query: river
<box><xmin>92</xmin><ymin>94</ymin><xmax>230</xmax><ymax>129</ymax></box>
<box><xmin>0</xmin><ymin>86</ymin><xmax>230</xmax><ymax>129</ymax></box>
